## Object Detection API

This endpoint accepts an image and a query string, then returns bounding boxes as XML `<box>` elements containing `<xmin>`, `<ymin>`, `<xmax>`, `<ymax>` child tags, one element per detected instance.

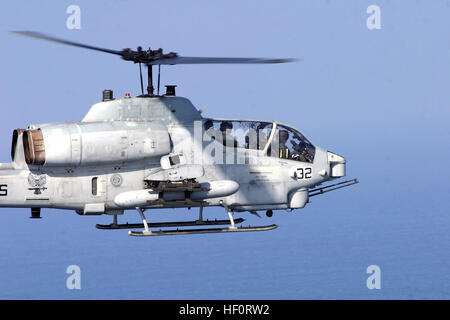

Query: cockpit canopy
<box><xmin>203</xmin><ymin>119</ymin><xmax>272</xmax><ymax>151</ymax></box>
<box><xmin>203</xmin><ymin>119</ymin><xmax>315</xmax><ymax>163</ymax></box>
<box><xmin>274</xmin><ymin>124</ymin><xmax>315</xmax><ymax>163</ymax></box>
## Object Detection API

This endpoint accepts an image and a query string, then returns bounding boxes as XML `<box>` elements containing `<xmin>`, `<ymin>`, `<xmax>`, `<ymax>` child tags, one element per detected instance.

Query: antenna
<box><xmin>157</xmin><ymin>65</ymin><xmax>161</xmax><ymax>96</ymax></box>
<box><xmin>138</xmin><ymin>63</ymin><xmax>144</xmax><ymax>95</ymax></box>
<box><xmin>147</xmin><ymin>64</ymin><xmax>154</xmax><ymax>95</ymax></box>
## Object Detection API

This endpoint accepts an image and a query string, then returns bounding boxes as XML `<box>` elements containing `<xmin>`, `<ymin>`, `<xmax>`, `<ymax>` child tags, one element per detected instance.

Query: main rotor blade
<box><xmin>11</xmin><ymin>31</ymin><xmax>299</xmax><ymax>66</ymax></box>
<box><xmin>146</xmin><ymin>56</ymin><xmax>299</xmax><ymax>65</ymax></box>
<box><xmin>10</xmin><ymin>31</ymin><xmax>123</xmax><ymax>56</ymax></box>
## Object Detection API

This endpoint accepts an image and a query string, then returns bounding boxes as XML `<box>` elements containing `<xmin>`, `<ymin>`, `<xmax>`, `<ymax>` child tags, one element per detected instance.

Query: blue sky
<box><xmin>0</xmin><ymin>0</ymin><xmax>448</xmax><ymax>299</ymax></box>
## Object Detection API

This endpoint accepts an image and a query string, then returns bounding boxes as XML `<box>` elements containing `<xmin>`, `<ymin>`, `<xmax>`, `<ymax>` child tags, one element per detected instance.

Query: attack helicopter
<box><xmin>1</xmin><ymin>31</ymin><xmax>358</xmax><ymax>236</ymax></box>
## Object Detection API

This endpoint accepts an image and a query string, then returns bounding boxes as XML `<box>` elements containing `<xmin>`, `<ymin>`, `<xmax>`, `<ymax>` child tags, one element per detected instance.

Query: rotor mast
<box><xmin>147</xmin><ymin>65</ymin><xmax>154</xmax><ymax>95</ymax></box>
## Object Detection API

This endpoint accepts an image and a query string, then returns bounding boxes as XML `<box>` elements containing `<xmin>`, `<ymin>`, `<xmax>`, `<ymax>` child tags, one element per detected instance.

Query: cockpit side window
<box><xmin>203</xmin><ymin>119</ymin><xmax>273</xmax><ymax>150</ymax></box>
<box><xmin>269</xmin><ymin>125</ymin><xmax>315</xmax><ymax>163</ymax></box>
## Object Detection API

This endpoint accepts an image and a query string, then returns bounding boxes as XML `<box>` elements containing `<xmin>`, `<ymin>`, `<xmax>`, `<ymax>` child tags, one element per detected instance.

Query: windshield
<box><xmin>269</xmin><ymin>124</ymin><xmax>316</xmax><ymax>163</ymax></box>
<box><xmin>203</xmin><ymin>119</ymin><xmax>273</xmax><ymax>150</ymax></box>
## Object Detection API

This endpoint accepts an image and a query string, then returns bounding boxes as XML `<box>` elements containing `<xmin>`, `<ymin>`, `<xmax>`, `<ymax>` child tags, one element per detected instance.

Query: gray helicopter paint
<box><xmin>0</xmin><ymin>96</ymin><xmax>344</xmax><ymax>215</ymax></box>
<box><xmin>81</xmin><ymin>96</ymin><xmax>202</xmax><ymax>124</ymax></box>
<box><xmin>30</xmin><ymin>121</ymin><xmax>171</xmax><ymax>167</ymax></box>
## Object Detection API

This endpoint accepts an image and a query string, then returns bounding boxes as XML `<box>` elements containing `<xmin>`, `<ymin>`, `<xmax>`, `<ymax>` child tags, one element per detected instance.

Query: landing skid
<box><xmin>96</xmin><ymin>218</ymin><xmax>245</xmax><ymax>230</ymax></box>
<box><xmin>102</xmin><ymin>204</ymin><xmax>278</xmax><ymax>237</ymax></box>
<box><xmin>128</xmin><ymin>224</ymin><xmax>278</xmax><ymax>237</ymax></box>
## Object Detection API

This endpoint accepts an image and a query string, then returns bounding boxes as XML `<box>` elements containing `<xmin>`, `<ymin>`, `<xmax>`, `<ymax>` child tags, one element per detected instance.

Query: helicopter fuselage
<box><xmin>0</xmin><ymin>95</ymin><xmax>346</xmax><ymax>217</ymax></box>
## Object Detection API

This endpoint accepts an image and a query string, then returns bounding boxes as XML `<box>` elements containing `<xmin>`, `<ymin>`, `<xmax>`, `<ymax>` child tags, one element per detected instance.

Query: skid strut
<box><xmin>196</xmin><ymin>205</ymin><xmax>204</xmax><ymax>224</ymax></box>
<box><xmin>220</xmin><ymin>200</ymin><xmax>236</xmax><ymax>230</ymax></box>
<box><xmin>128</xmin><ymin>207</ymin><xmax>151</xmax><ymax>236</ymax></box>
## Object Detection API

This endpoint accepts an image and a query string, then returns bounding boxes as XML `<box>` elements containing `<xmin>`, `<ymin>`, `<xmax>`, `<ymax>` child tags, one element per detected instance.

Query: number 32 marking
<box><xmin>296</xmin><ymin>168</ymin><xmax>312</xmax><ymax>179</ymax></box>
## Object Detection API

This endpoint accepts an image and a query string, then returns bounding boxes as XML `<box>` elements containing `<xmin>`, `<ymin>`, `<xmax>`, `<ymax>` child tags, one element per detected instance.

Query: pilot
<box><xmin>279</xmin><ymin>130</ymin><xmax>290</xmax><ymax>159</ymax></box>
<box><xmin>203</xmin><ymin>119</ymin><xmax>221</xmax><ymax>144</ymax></box>
<box><xmin>220</xmin><ymin>121</ymin><xmax>238</xmax><ymax>147</ymax></box>
<box><xmin>203</xmin><ymin>119</ymin><xmax>213</xmax><ymax>131</ymax></box>
<box><xmin>256</xmin><ymin>123</ymin><xmax>269</xmax><ymax>150</ymax></box>
<box><xmin>220</xmin><ymin>121</ymin><xmax>233</xmax><ymax>132</ymax></box>
<box><xmin>291</xmin><ymin>134</ymin><xmax>309</xmax><ymax>162</ymax></box>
